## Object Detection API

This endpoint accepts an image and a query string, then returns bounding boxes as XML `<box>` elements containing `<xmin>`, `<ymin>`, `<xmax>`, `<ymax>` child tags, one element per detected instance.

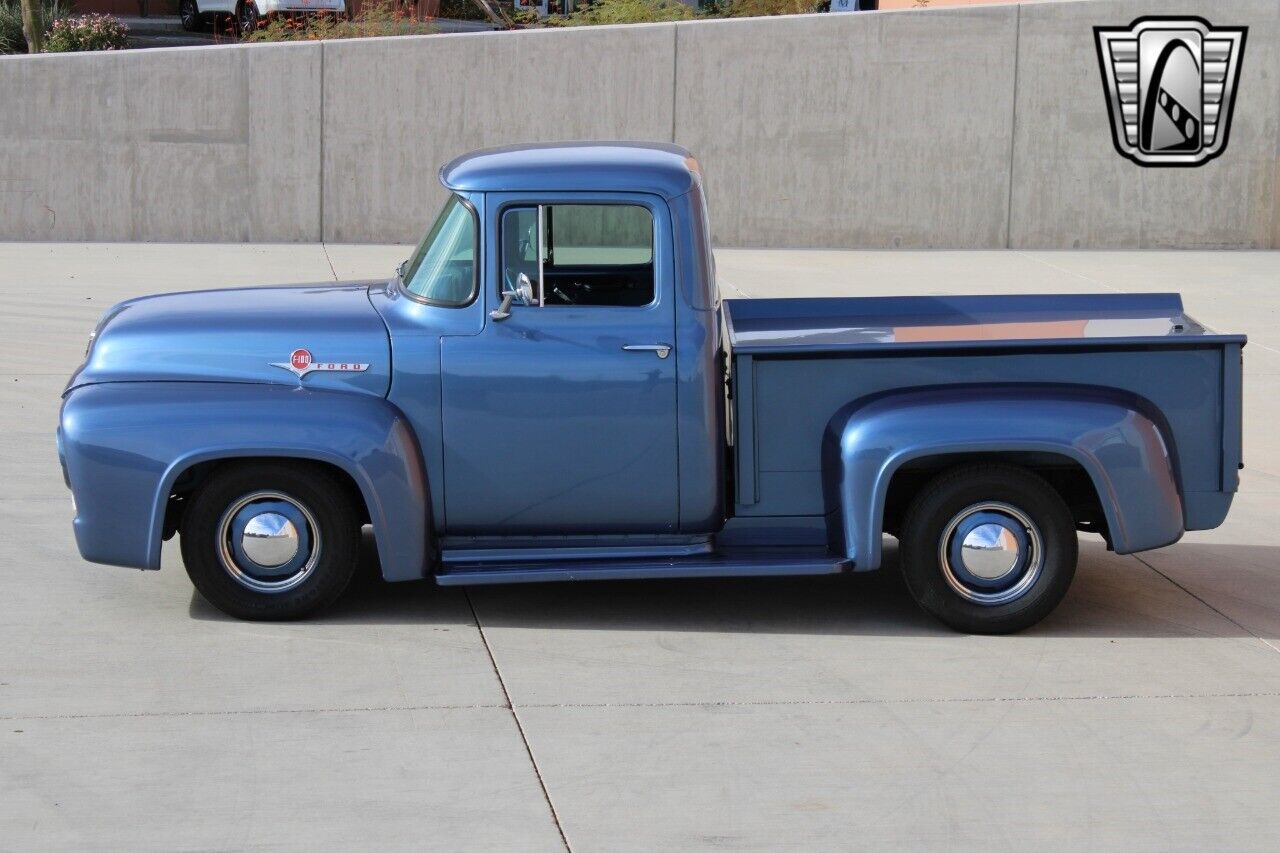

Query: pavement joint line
<box><xmin>717</xmin><ymin>275</ymin><xmax>751</xmax><ymax>299</ymax></box>
<box><xmin>1014</xmin><ymin>251</ymin><xmax>1120</xmax><ymax>292</ymax></box>
<box><xmin>1003</xmin><ymin>3</ymin><xmax>1020</xmax><ymax>250</ymax></box>
<box><xmin>465</xmin><ymin>589</ymin><xmax>573</xmax><ymax>853</ymax></box>
<box><xmin>321</xmin><ymin>242</ymin><xmax>339</xmax><ymax>283</ymax></box>
<box><xmin>1133</xmin><ymin>553</ymin><xmax>1280</xmax><ymax>657</ymax></box>
<box><xmin>1010</xmin><ymin>253</ymin><xmax>1280</xmax><ymax>356</ymax></box>
<box><xmin>8</xmin><ymin>690</ymin><xmax>1280</xmax><ymax>724</ymax></box>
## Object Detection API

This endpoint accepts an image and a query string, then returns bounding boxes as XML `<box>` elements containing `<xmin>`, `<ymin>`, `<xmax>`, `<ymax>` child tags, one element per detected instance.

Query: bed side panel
<box><xmin>739</xmin><ymin>347</ymin><xmax>1228</xmax><ymax>524</ymax></box>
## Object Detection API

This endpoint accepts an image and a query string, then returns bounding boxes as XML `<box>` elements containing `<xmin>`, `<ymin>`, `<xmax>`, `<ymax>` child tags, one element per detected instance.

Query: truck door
<box><xmin>440</xmin><ymin>193</ymin><xmax>679</xmax><ymax>535</ymax></box>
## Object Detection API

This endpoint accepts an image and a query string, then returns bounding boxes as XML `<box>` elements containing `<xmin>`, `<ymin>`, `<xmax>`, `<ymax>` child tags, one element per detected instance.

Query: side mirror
<box><xmin>514</xmin><ymin>272</ymin><xmax>535</xmax><ymax>306</ymax></box>
<box><xmin>490</xmin><ymin>272</ymin><xmax>537</xmax><ymax>321</ymax></box>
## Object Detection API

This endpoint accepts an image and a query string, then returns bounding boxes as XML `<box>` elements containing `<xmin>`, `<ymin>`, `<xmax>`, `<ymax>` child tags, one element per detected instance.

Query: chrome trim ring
<box><xmin>216</xmin><ymin>491</ymin><xmax>320</xmax><ymax>594</ymax></box>
<box><xmin>938</xmin><ymin>502</ymin><xmax>1043</xmax><ymax>606</ymax></box>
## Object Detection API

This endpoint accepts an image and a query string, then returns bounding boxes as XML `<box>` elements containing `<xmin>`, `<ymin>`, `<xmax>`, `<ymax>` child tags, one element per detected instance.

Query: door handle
<box><xmin>623</xmin><ymin>344</ymin><xmax>672</xmax><ymax>359</ymax></box>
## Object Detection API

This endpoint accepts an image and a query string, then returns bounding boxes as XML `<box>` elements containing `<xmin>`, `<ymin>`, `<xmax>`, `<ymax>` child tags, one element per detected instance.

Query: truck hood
<box><xmin>67</xmin><ymin>282</ymin><xmax>392</xmax><ymax>396</ymax></box>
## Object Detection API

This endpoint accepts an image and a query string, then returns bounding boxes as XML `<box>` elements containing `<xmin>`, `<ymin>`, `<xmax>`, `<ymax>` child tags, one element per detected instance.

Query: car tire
<box><xmin>899</xmin><ymin>464</ymin><xmax>1077</xmax><ymax>634</ymax></box>
<box><xmin>179</xmin><ymin>0</ymin><xmax>202</xmax><ymax>31</ymax></box>
<box><xmin>236</xmin><ymin>0</ymin><xmax>261</xmax><ymax>36</ymax></box>
<box><xmin>180</xmin><ymin>461</ymin><xmax>361</xmax><ymax>621</ymax></box>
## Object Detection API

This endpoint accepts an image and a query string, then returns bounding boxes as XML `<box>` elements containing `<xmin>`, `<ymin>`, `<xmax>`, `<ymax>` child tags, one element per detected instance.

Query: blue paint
<box><xmin>820</xmin><ymin>386</ymin><xmax>1188</xmax><ymax>570</ymax></box>
<box><xmin>69</xmin><ymin>282</ymin><xmax>391</xmax><ymax>397</ymax></box>
<box><xmin>441</xmin><ymin>142</ymin><xmax>701</xmax><ymax>201</ymax></box>
<box><xmin>57</xmin><ymin>143</ymin><xmax>1245</xmax><ymax>602</ymax></box>
<box><xmin>59</xmin><ymin>382</ymin><xmax>429</xmax><ymax>580</ymax></box>
<box><xmin>437</xmin><ymin>190</ymin><xmax>682</xmax><ymax>534</ymax></box>
<box><xmin>435</xmin><ymin>548</ymin><xmax>845</xmax><ymax>586</ymax></box>
<box><xmin>724</xmin><ymin>293</ymin><xmax>1244</xmax><ymax>355</ymax></box>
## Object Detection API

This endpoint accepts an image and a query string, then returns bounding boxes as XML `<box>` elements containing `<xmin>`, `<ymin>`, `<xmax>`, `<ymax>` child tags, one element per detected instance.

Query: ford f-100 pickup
<box><xmin>58</xmin><ymin>143</ymin><xmax>1246</xmax><ymax>633</ymax></box>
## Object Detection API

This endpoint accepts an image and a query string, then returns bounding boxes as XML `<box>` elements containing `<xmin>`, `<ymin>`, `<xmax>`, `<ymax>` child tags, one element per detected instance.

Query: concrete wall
<box><xmin>0</xmin><ymin>0</ymin><xmax>1276</xmax><ymax>248</ymax></box>
<box><xmin>0</xmin><ymin>43</ymin><xmax>322</xmax><ymax>242</ymax></box>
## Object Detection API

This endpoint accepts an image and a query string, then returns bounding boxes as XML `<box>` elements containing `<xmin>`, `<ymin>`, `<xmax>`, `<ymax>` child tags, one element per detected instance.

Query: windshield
<box><xmin>401</xmin><ymin>194</ymin><xmax>477</xmax><ymax>306</ymax></box>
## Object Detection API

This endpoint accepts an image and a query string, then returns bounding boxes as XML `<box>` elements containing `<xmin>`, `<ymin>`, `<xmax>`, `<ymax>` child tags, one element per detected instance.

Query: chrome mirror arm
<box><xmin>490</xmin><ymin>290</ymin><xmax>516</xmax><ymax>321</ymax></box>
<box><xmin>490</xmin><ymin>273</ymin><xmax>535</xmax><ymax>321</ymax></box>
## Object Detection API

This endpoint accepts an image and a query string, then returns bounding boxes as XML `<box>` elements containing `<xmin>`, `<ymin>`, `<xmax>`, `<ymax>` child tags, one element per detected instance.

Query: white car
<box><xmin>180</xmin><ymin>0</ymin><xmax>348</xmax><ymax>36</ymax></box>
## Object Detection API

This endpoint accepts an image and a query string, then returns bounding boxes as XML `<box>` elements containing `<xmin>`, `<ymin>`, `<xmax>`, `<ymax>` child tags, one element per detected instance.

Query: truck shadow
<box><xmin>189</xmin><ymin>539</ymin><xmax>1280</xmax><ymax>640</ymax></box>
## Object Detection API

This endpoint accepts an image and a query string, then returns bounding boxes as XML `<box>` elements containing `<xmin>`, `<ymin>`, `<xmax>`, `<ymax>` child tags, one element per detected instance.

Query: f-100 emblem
<box><xmin>270</xmin><ymin>348</ymin><xmax>370</xmax><ymax>379</ymax></box>
<box><xmin>1094</xmin><ymin>17</ymin><xmax>1247</xmax><ymax>167</ymax></box>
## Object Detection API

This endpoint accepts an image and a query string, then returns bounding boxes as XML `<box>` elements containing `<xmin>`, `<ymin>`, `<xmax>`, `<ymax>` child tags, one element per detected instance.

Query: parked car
<box><xmin>58</xmin><ymin>143</ymin><xmax>1246</xmax><ymax>633</ymax></box>
<box><xmin>179</xmin><ymin>0</ymin><xmax>347</xmax><ymax>35</ymax></box>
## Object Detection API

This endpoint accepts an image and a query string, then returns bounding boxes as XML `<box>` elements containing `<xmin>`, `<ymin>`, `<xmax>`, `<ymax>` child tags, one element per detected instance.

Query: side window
<box><xmin>500</xmin><ymin>206</ymin><xmax>539</xmax><ymax>300</ymax></box>
<box><xmin>500</xmin><ymin>204</ymin><xmax>655</xmax><ymax>308</ymax></box>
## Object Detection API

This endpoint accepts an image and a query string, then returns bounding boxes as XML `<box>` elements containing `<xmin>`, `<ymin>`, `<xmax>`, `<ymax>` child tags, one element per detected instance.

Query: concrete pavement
<box><xmin>2</xmin><ymin>243</ymin><xmax>1279</xmax><ymax>849</ymax></box>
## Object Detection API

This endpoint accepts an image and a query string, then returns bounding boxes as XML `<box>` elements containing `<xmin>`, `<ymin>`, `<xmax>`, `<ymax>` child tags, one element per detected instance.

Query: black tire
<box><xmin>180</xmin><ymin>461</ymin><xmax>361</xmax><ymax>621</ymax></box>
<box><xmin>179</xmin><ymin>0</ymin><xmax>202</xmax><ymax>32</ymax></box>
<box><xmin>899</xmin><ymin>464</ymin><xmax>1077</xmax><ymax>634</ymax></box>
<box><xmin>236</xmin><ymin>1</ymin><xmax>261</xmax><ymax>36</ymax></box>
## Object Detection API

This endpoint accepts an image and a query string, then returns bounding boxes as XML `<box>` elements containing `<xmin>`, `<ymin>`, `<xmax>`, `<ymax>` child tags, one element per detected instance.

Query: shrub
<box><xmin>0</xmin><ymin>0</ymin><xmax>71</xmax><ymax>54</ymax></box>
<box><xmin>44</xmin><ymin>13</ymin><xmax>130</xmax><ymax>52</ymax></box>
<box><xmin>435</xmin><ymin>0</ymin><xmax>489</xmax><ymax>21</ymax></box>
<box><xmin>550</xmin><ymin>0</ymin><xmax>694</xmax><ymax>26</ymax></box>
<box><xmin>246</xmin><ymin>0</ymin><xmax>437</xmax><ymax>41</ymax></box>
<box><xmin>725</xmin><ymin>0</ymin><xmax>821</xmax><ymax>16</ymax></box>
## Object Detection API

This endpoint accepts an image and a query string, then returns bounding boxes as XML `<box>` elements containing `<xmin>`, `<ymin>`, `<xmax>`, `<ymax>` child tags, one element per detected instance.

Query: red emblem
<box><xmin>271</xmin><ymin>348</ymin><xmax>370</xmax><ymax>379</ymax></box>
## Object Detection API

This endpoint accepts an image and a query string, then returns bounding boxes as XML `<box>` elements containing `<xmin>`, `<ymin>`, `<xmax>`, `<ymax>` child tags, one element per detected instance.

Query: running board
<box><xmin>434</xmin><ymin>550</ymin><xmax>849</xmax><ymax>586</ymax></box>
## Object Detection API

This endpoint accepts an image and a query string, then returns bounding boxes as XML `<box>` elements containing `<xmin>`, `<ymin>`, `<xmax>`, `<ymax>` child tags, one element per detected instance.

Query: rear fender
<box><xmin>60</xmin><ymin>382</ymin><xmax>430</xmax><ymax>581</ymax></box>
<box><xmin>823</xmin><ymin>386</ymin><xmax>1183</xmax><ymax>571</ymax></box>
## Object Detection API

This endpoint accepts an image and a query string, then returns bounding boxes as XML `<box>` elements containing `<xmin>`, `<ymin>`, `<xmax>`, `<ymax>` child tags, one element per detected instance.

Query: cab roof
<box><xmin>440</xmin><ymin>142</ymin><xmax>700</xmax><ymax>200</ymax></box>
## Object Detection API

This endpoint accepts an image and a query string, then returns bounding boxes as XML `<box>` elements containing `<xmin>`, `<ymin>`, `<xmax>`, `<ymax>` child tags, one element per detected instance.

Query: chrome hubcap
<box><xmin>240</xmin><ymin>512</ymin><xmax>299</xmax><ymax>568</ymax></box>
<box><xmin>939</xmin><ymin>502</ymin><xmax>1042</xmax><ymax>606</ymax></box>
<box><xmin>217</xmin><ymin>491</ymin><xmax>319</xmax><ymax>593</ymax></box>
<box><xmin>960</xmin><ymin>523</ymin><xmax>1021</xmax><ymax>580</ymax></box>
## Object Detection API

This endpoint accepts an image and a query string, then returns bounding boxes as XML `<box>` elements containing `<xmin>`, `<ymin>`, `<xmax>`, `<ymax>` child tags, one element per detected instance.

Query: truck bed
<box><xmin>724</xmin><ymin>293</ymin><xmax>1241</xmax><ymax>355</ymax></box>
<box><xmin>724</xmin><ymin>293</ymin><xmax>1244</xmax><ymax>530</ymax></box>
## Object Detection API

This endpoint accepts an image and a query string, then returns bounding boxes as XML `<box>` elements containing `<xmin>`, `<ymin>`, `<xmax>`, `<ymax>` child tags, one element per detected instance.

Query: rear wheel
<box><xmin>180</xmin><ymin>462</ymin><xmax>361</xmax><ymax>620</ymax></box>
<box><xmin>899</xmin><ymin>464</ymin><xmax>1077</xmax><ymax>634</ymax></box>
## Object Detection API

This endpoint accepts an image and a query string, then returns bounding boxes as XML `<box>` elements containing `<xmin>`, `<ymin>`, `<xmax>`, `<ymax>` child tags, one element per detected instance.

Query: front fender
<box><xmin>60</xmin><ymin>382</ymin><xmax>430</xmax><ymax>581</ymax></box>
<box><xmin>823</xmin><ymin>386</ymin><xmax>1183</xmax><ymax>571</ymax></box>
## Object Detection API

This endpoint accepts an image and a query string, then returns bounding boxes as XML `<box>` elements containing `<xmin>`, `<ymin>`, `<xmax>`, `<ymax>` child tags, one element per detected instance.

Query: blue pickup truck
<box><xmin>58</xmin><ymin>143</ymin><xmax>1246</xmax><ymax>633</ymax></box>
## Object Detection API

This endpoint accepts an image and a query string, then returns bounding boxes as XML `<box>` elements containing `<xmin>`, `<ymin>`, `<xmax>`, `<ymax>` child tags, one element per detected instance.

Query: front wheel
<box><xmin>899</xmin><ymin>464</ymin><xmax>1077</xmax><ymax>634</ymax></box>
<box><xmin>180</xmin><ymin>462</ymin><xmax>361</xmax><ymax>620</ymax></box>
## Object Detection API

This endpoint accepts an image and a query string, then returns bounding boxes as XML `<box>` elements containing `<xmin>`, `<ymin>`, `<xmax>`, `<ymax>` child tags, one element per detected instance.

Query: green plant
<box><xmin>435</xmin><ymin>0</ymin><xmax>490</xmax><ymax>20</ymax></box>
<box><xmin>245</xmin><ymin>0</ymin><xmax>437</xmax><ymax>41</ymax></box>
<box><xmin>552</xmin><ymin>0</ymin><xmax>694</xmax><ymax>26</ymax></box>
<box><xmin>43</xmin><ymin>12</ymin><xmax>129</xmax><ymax>51</ymax></box>
<box><xmin>508</xmin><ymin>6</ymin><xmax>539</xmax><ymax>25</ymax></box>
<box><xmin>725</xmin><ymin>0</ymin><xmax>820</xmax><ymax>17</ymax></box>
<box><xmin>0</xmin><ymin>0</ymin><xmax>69</xmax><ymax>54</ymax></box>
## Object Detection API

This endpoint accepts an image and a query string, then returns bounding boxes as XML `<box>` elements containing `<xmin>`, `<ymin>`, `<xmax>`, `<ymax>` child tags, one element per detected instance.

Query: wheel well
<box><xmin>163</xmin><ymin>457</ymin><xmax>371</xmax><ymax>540</ymax></box>
<box><xmin>882</xmin><ymin>452</ymin><xmax>1110</xmax><ymax>546</ymax></box>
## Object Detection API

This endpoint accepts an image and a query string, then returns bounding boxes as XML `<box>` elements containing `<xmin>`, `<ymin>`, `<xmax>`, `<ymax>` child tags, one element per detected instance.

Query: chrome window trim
<box><xmin>397</xmin><ymin>194</ymin><xmax>481</xmax><ymax>309</ymax></box>
<box><xmin>495</xmin><ymin>199</ymin><xmax>660</xmax><ymax>311</ymax></box>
